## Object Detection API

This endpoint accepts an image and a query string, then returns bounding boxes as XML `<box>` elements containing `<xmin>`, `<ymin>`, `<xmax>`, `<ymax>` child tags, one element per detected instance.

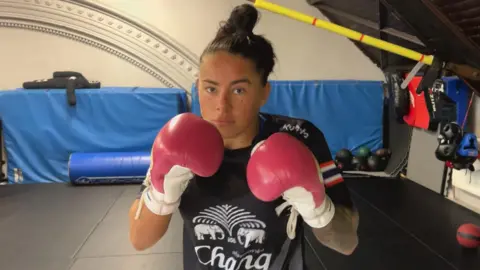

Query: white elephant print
<box><xmin>237</xmin><ymin>228</ymin><xmax>266</xmax><ymax>248</ymax></box>
<box><xmin>194</xmin><ymin>224</ymin><xmax>225</xmax><ymax>241</ymax></box>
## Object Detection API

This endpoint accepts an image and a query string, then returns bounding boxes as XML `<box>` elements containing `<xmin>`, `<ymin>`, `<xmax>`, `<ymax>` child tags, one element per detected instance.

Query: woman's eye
<box><xmin>233</xmin><ymin>88</ymin><xmax>245</xmax><ymax>95</ymax></box>
<box><xmin>205</xmin><ymin>87</ymin><xmax>216</xmax><ymax>93</ymax></box>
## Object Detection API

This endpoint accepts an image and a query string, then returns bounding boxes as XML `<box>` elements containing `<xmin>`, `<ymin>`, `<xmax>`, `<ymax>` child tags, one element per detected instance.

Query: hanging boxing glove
<box><xmin>452</xmin><ymin>133</ymin><xmax>478</xmax><ymax>171</ymax></box>
<box><xmin>441</xmin><ymin>122</ymin><xmax>463</xmax><ymax>143</ymax></box>
<box><xmin>456</xmin><ymin>133</ymin><xmax>478</xmax><ymax>158</ymax></box>
<box><xmin>386</xmin><ymin>72</ymin><xmax>410</xmax><ymax>123</ymax></box>
<box><xmin>435</xmin><ymin>142</ymin><xmax>457</xmax><ymax>162</ymax></box>
<box><xmin>435</xmin><ymin>122</ymin><xmax>463</xmax><ymax>162</ymax></box>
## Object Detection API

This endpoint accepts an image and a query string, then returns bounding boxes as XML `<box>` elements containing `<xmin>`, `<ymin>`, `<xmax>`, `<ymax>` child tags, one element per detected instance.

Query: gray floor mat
<box><xmin>70</xmin><ymin>253</ymin><xmax>183</xmax><ymax>270</ymax></box>
<box><xmin>76</xmin><ymin>185</ymin><xmax>183</xmax><ymax>258</ymax></box>
<box><xmin>0</xmin><ymin>184</ymin><xmax>126</xmax><ymax>270</ymax></box>
<box><xmin>5</xmin><ymin>257</ymin><xmax>73</xmax><ymax>270</ymax></box>
<box><xmin>3</xmin><ymin>179</ymin><xmax>476</xmax><ymax>270</ymax></box>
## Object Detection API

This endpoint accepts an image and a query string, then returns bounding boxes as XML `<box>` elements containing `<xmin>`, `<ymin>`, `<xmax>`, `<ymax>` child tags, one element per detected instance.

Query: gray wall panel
<box><xmin>407</xmin><ymin>128</ymin><xmax>445</xmax><ymax>193</ymax></box>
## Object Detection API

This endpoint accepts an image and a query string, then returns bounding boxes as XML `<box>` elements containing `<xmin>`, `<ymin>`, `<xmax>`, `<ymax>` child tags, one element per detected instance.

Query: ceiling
<box><xmin>306</xmin><ymin>0</ymin><xmax>480</xmax><ymax>74</ymax></box>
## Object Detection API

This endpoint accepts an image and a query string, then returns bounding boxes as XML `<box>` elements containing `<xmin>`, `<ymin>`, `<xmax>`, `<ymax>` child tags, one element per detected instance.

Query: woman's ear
<box><xmin>260</xmin><ymin>81</ymin><xmax>271</xmax><ymax>106</ymax></box>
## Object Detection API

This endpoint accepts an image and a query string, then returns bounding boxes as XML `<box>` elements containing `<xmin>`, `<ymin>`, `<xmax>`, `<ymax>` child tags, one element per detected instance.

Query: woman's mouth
<box><xmin>211</xmin><ymin>120</ymin><xmax>234</xmax><ymax>126</ymax></box>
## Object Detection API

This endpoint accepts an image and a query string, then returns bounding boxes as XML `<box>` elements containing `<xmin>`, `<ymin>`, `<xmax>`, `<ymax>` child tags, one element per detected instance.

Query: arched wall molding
<box><xmin>0</xmin><ymin>0</ymin><xmax>200</xmax><ymax>91</ymax></box>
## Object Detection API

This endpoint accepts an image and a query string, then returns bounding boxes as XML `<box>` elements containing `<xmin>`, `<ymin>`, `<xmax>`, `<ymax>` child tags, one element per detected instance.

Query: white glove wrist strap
<box><xmin>143</xmin><ymin>186</ymin><xmax>180</xmax><ymax>216</ymax></box>
<box><xmin>134</xmin><ymin>165</ymin><xmax>193</xmax><ymax>220</ymax></box>
<box><xmin>276</xmin><ymin>195</ymin><xmax>335</xmax><ymax>239</ymax></box>
<box><xmin>302</xmin><ymin>196</ymin><xmax>335</xmax><ymax>228</ymax></box>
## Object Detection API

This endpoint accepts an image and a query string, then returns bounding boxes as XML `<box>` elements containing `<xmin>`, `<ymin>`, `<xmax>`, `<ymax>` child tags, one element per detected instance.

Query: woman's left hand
<box><xmin>246</xmin><ymin>132</ymin><xmax>335</xmax><ymax>230</ymax></box>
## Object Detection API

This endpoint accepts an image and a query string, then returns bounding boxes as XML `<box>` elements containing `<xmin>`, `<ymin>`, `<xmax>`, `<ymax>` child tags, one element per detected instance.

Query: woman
<box><xmin>129</xmin><ymin>4</ymin><xmax>359</xmax><ymax>269</ymax></box>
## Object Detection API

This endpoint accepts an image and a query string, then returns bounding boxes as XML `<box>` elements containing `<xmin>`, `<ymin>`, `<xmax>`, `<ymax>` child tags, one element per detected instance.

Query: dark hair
<box><xmin>200</xmin><ymin>4</ymin><xmax>276</xmax><ymax>85</ymax></box>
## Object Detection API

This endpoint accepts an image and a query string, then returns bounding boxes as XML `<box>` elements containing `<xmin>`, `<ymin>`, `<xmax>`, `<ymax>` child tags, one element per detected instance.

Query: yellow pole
<box><xmin>250</xmin><ymin>0</ymin><xmax>434</xmax><ymax>66</ymax></box>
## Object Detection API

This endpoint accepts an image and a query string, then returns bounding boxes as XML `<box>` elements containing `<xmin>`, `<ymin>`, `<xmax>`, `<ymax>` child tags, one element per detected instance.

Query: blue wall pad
<box><xmin>0</xmin><ymin>87</ymin><xmax>187</xmax><ymax>184</ymax></box>
<box><xmin>69</xmin><ymin>152</ymin><xmax>150</xmax><ymax>185</ymax></box>
<box><xmin>192</xmin><ymin>80</ymin><xmax>384</xmax><ymax>157</ymax></box>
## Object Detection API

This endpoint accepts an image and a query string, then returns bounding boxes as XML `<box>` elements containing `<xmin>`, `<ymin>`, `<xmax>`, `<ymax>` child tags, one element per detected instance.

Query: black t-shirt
<box><xmin>139</xmin><ymin>113</ymin><xmax>354</xmax><ymax>270</ymax></box>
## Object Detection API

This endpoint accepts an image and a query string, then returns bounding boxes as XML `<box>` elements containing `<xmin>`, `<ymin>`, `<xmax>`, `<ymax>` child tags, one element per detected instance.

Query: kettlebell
<box><xmin>375</xmin><ymin>148</ymin><xmax>392</xmax><ymax>159</ymax></box>
<box><xmin>357</xmin><ymin>146</ymin><xmax>371</xmax><ymax>158</ymax></box>
<box><xmin>352</xmin><ymin>156</ymin><xmax>368</xmax><ymax>171</ymax></box>
<box><xmin>367</xmin><ymin>155</ymin><xmax>381</xmax><ymax>171</ymax></box>
<box><xmin>375</xmin><ymin>148</ymin><xmax>391</xmax><ymax>169</ymax></box>
<box><xmin>335</xmin><ymin>149</ymin><xmax>353</xmax><ymax>170</ymax></box>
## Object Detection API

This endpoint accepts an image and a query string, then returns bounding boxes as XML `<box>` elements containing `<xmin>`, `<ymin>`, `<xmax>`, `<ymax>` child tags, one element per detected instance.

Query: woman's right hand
<box><xmin>143</xmin><ymin>112</ymin><xmax>224</xmax><ymax>216</ymax></box>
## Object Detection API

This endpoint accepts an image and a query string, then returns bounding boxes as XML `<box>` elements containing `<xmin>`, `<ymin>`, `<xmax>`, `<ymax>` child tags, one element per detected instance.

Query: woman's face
<box><xmin>197</xmin><ymin>51</ymin><xmax>270</xmax><ymax>141</ymax></box>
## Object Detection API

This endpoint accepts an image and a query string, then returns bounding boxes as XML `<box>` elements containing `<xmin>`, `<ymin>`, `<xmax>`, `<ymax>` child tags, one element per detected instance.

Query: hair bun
<box><xmin>228</xmin><ymin>4</ymin><xmax>259</xmax><ymax>34</ymax></box>
<box><xmin>219</xmin><ymin>4</ymin><xmax>259</xmax><ymax>37</ymax></box>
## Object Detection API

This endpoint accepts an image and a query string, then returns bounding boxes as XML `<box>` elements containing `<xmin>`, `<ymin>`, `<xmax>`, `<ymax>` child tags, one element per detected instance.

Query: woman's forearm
<box><xmin>311</xmin><ymin>205</ymin><xmax>359</xmax><ymax>255</ymax></box>
<box><xmin>128</xmin><ymin>199</ymin><xmax>172</xmax><ymax>251</ymax></box>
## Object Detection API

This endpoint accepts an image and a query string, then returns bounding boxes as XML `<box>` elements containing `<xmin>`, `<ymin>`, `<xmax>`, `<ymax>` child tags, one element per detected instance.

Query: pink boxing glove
<box><xmin>246</xmin><ymin>132</ymin><xmax>335</xmax><ymax>233</ymax></box>
<box><xmin>141</xmin><ymin>113</ymin><xmax>224</xmax><ymax>216</ymax></box>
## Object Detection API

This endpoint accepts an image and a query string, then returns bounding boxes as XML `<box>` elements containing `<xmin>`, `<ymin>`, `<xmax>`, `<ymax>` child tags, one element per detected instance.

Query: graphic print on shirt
<box><xmin>192</xmin><ymin>204</ymin><xmax>272</xmax><ymax>270</ymax></box>
<box><xmin>279</xmin><ymin>123</ymin><xmax>309</xmax><ymax>139</ymax></box>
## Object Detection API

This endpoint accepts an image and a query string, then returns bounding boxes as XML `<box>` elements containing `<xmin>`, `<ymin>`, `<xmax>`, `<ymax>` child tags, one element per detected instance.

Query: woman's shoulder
<box><xmin>259</xmin><ymin>112</ymin><xmax>323</xmax><ymax>140</ymax></box>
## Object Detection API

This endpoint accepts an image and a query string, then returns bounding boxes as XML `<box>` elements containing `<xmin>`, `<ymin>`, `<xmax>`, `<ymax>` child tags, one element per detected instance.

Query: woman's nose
<box><xmin>216</xmin><ymin>91</ymin><xmax>231</xmax><ymax>111</ymax></box>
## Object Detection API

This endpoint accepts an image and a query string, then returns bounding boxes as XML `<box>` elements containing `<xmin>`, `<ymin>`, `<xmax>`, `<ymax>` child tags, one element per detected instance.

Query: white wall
<box><xmin>100</xmin><ymin>0</ymin><xmax>384</xmax><ymax>81</ymax></box>
<box><xmin>0</xmin><ymin>0</ymin><xmax>384</xmax><ymax>180</ymax></box>
<box><xmin>0</xmin><ymin>0</ymin><xmax>384</xmax><ymax>91</ymax></box>
<box><xmin>475</xmin><ymin>96</ymin><xmax>480</xmax><ymax>136</ymax></box>
<box><xmin>450</xmin><ymin>160</ymin><xmax>480</xmax><ymax>214</ymax></box>
<box><xmin>0</xmin><ymin>28</ymin><xmax>162</xmax><ymax>89</ymax></box>
<box><xmin>447</xmin><ymin>95</ymin><xmax>480</xmax><ymax>214</ymax></box>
